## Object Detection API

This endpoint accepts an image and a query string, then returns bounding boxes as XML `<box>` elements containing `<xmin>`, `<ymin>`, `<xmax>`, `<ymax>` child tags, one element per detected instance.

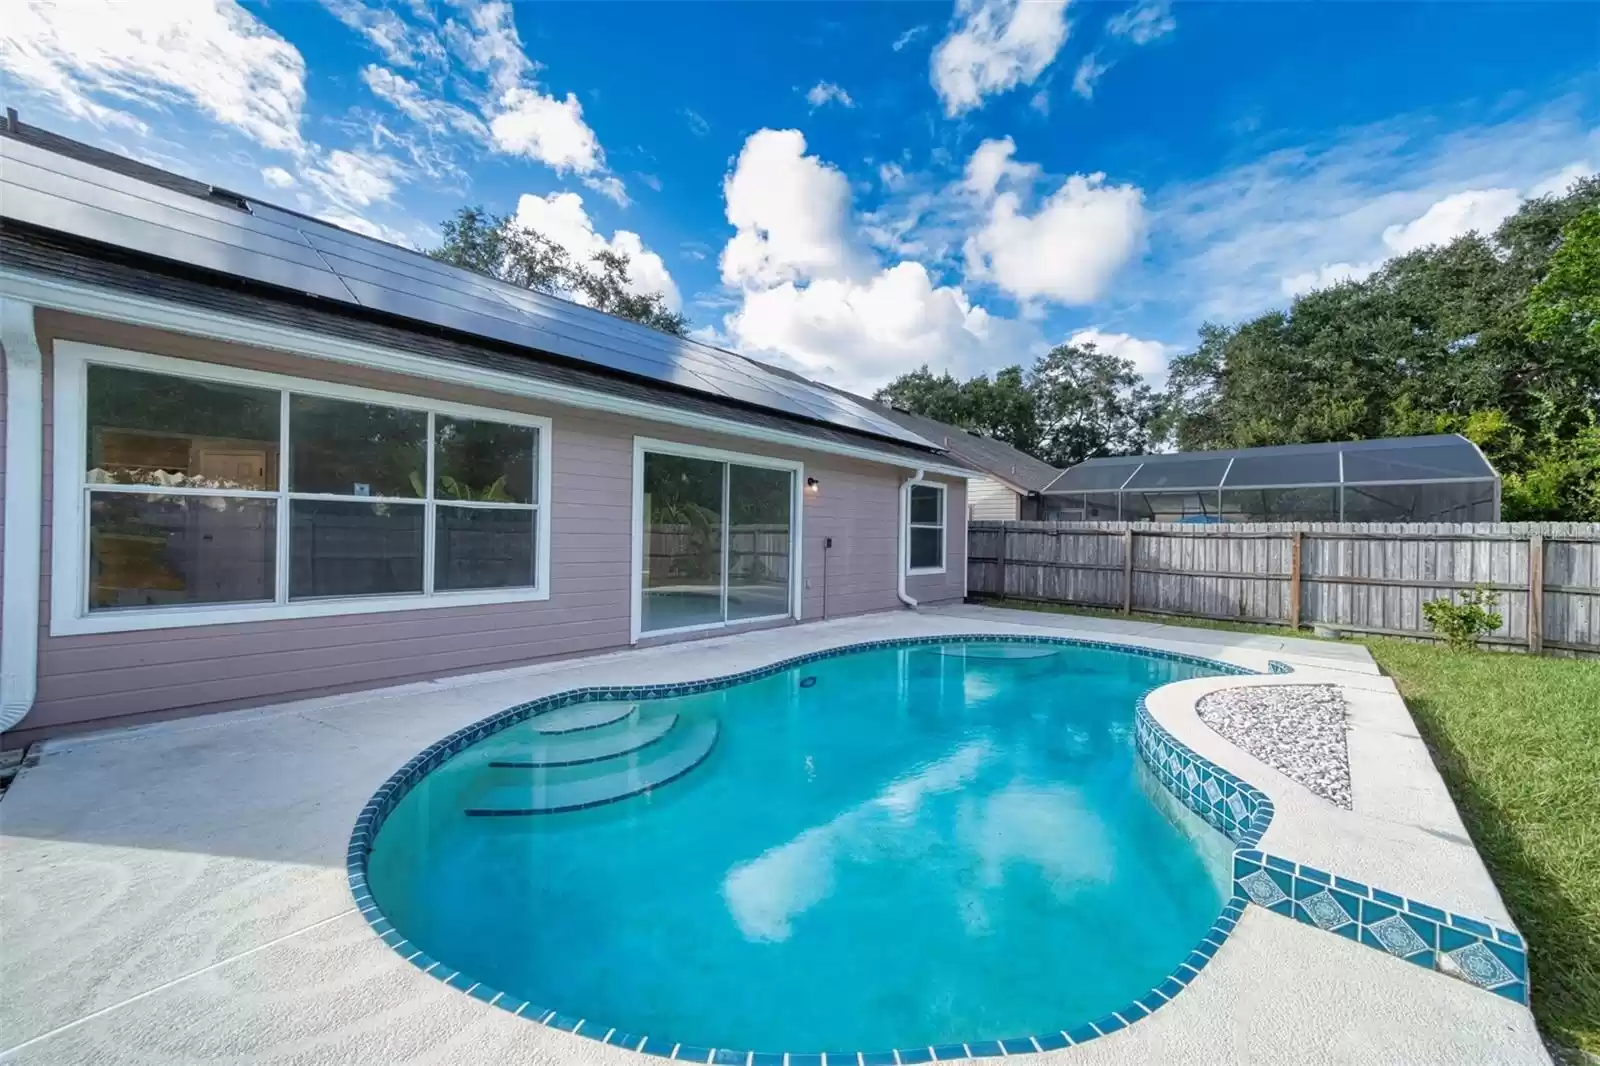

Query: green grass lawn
<box><xmin>973</xmin><ymin>596</ymin><xmax>1600</xmax><ymax>1054</ymax></box>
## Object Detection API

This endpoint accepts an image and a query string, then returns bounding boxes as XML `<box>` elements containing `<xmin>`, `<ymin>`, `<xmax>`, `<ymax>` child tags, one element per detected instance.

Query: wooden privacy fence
<box><xmin>967</xmin><ymin>520</ymin><xmax>1600</xmax><ymax>656</ymax></box>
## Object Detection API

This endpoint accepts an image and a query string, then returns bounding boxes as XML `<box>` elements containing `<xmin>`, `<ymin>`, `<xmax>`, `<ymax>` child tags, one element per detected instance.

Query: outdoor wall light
<box><xmin>806</xmin><ymin>477</ymin><xmax>821</xmax><ymax>494</ymax></box>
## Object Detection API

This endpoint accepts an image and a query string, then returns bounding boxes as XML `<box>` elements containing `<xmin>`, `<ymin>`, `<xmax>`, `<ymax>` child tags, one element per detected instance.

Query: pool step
<box><xmin>531</xmin><ymin>702</ymin><xmax>638</xmax><ymax>735</ymax></box>
<box><xmin>464</xmin><ymin>718</ymin><xmax>719</xmax><ymax>816</ymax></box>
<box><xmin>487</xmin><ymin>713</ymin><xmax>678</xmax><ymax>768</ymax></box>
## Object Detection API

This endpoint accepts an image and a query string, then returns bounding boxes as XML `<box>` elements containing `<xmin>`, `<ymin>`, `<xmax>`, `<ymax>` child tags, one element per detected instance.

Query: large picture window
<box><xmin>635</xmin><ymin>439</ymin><xmax>799</xmax><ymax>638</ymax></box>
<box><xmin>906</xmin><ymin>481</ymin><xmax>946</xmax><ymax>573</ymax></box>
<box><xmin>56</xmin><ymin>344</ymin><xmax>550</xmax><ymax>634</ymax></box>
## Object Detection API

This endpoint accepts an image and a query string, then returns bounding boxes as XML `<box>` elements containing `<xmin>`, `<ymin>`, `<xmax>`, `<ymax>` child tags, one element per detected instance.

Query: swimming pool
<box><xmin>359</xmin><ymin>637</ymin><xmax>1250</xmax><ymax>1059</ymax></box>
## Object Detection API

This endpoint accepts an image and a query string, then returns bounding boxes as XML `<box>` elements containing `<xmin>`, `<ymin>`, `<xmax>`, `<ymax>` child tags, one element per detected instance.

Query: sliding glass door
<box><xmin>639</xmin><ymin>447</ymin><xmax>795</xmax><ymax>635</ymax></box>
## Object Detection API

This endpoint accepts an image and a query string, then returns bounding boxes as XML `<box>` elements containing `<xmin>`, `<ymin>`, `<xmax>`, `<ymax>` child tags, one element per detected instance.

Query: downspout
<box><xmin>897</xmin><ymin>468</ymin><xmax>923</xmax><ymax>609</ymax></box>
<box><xmin>1</xmin><ymin>299</ymin><xmax>42</xmax><ymax>734</ymax></box>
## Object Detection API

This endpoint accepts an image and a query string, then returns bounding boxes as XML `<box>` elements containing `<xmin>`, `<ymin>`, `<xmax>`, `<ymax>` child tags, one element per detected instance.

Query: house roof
<box><xmin>0</xmin><ymin>115</ymin><xmax>956</xmax><ymax>463</ymax></box>
<box><xmin>1042</xmin><ymin>434</ymin><xmax>1497</xmax><ymax>494</ymax></box>
<box><xmin>864</xmin><ymin>405</ymin><xmax>1063</xmax><ymax>493</ymax></box>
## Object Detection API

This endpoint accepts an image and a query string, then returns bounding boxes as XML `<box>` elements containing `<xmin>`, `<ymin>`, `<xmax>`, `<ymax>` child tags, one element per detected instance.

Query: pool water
<box><xmin>367</xmin><ymin>641</ymin><xmax>1236</xmax><ymax>1052</ymax></box>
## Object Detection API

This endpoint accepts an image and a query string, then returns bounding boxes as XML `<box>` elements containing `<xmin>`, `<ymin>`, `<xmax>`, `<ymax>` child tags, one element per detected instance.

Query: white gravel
<box><xmin>1197</xmin><ymin>684</ymin><xmax>1352</xmax><ymax>809</ymax></box>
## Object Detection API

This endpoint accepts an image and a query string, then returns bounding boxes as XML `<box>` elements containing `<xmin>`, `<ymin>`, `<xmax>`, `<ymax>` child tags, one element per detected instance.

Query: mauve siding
<box><xmin>14</xmin><ymin>310</ymin><xmax>965</xmax><ymax>742</ymax></box>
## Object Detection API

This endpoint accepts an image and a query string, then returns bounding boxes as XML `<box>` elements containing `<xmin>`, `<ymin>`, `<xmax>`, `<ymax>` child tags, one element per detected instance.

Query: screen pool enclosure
<box><xmin>1040</xmin><ymin>434</ymin><xmax>1499</xmax><ymax>524</ymax></box>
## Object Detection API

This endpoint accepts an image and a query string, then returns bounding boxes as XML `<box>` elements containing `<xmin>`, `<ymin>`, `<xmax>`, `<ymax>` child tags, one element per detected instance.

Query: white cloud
<box><xmin>304</xmin><ymin>149</ymin><xmax>406</xmax><ymax>208</ymax></box>
<box><xmin>962</xmin><ymin>136</ymin><xmax>1038</xmax><ymax>198</ymax></box>
<box><xmin>1106</xmin><ymin>1</ymin><xmax>1175</xmax><ymax>45</ymax></box>
<box><xmin>1150</xmin><ymin>105</ymin><xmax>1600</xmax><ymax>321</ymax></box>
<box><xmin>1379</xmin><ymin>187</ymin><xmax>1523</xmax><ymax>255</ymax></box>
<box><xmin>514</xmin><ymin>191</ymin><xmax>680</xmax><ymax>310</ymax></box>
<box><xmin>1</xmin><ymin>0</ymin><xmax>307</xmax><ymax>152</ymax></box>
<box><xmin>442</xmin><ymin>0</ymin><xmax>531</xmax><ymax>95</ymax></box>
<box><xmin>1030</xmin><ymin>90</ymin><xmax>1050</xmax><ymax>116</ymax></box>
<box><xmin>680</xmin><ymin>107</ymin><xmax>710</xmax><ymax>136</ymax></box>
<box><xmin>892</xmin><ymin>24</ymin><xmax>928</xmax><ymax>51</ymax></box>
<box><xmin>1071</xmin><ymin>53</ymin><xmax>1111</xmax><ymax>100</ymax></box>
<box><xmin>360</xmin><ymin>64</ymin><xmax>487</xmax><ymax>139</ymax></box>
<box><xmin>1068</xmin><ymin>328</ymin><xmax>1177</xmax><ymax>380</ymax></box>
<box><xmin>879</xmin><ymin>162</ymin><xmax>908</xmax><ymax>190</ymax></box>
<box><xmin>964</xmin><ymin>141</ymin><xmax>1146</xmax><ymax>305</ymax></box>
<box><xmin>1530</xmin><ymin>161</ymin><xmax>1594</xmax><ymax>199</ymax></box>
<box><xmin>321</xmin><ymin>0</ymin><xmax>445</xmax><ymax>71</ymax></box>
<box><xmin>489</xmin><ymin>86</ymin><xmax>606</xmax><ymax>175</ymax></box>
<box><xmin>726</xmin><ymin>262</ymin><xmax>1035</xmax><ymax>392</ymax></box>
<box><xmin>931</xmin><ymin>0</ymin><xmax>1070</xmax><ymax>117</ymax></box>
<box><xmin>1280</xmin><ymin>260</ymin><xmax>1381</xmax><ymax>298</ymax></box>
<box><xmin>805</xmin><ymin>81</ymin><xmax>855</xmax><ymax>109</ymax></box>
<box><xmin>721</xmin><ymin>129</ymin><xmax>860</xmax><ymax>287</ymax></box>
<box><xmin>261</xmin><ymin>165</ymin><xmax>296</xmax><ymax>188</ymax></box>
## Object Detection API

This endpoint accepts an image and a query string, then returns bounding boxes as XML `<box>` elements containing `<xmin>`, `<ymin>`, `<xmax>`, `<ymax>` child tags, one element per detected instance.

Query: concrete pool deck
<box><xmin>0</xmin><ymin>607</ymin><xmax>1549</xmax><ymax>1065</ymax></box>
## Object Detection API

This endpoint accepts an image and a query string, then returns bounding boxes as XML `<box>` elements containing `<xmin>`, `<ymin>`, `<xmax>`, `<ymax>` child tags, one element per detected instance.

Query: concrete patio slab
<box><xmin>0</xmin><ymin>607</ymin><xmax>1547</xmax><ymax>1064</ymax></box>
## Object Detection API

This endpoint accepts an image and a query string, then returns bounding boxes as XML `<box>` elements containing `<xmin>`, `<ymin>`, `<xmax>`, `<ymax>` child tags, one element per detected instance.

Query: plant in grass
<box><xmin>1421</xmin><ymin>585</ymin><xmax>1504</xmax><ymax>650</ymax></box>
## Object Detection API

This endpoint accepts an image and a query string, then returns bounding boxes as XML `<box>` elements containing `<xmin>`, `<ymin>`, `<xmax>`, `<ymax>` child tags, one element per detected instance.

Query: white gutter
<box><xmin>897</xmin><ymin>468</ymin><xmax>924</xmax><ymax>609</ymax></box>
<box><xmin>0</xmin><ymin>269</ymin><xmax>974</xmax><ymax>479</ymax></box>
<box><xmin>1</xmin><ymin>299</ymin><xmax>42</xmax><ymax>733</ymax></box>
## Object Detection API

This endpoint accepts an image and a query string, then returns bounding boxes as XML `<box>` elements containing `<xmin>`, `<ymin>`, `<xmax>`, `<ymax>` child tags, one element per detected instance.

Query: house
<box><xmin>0</xmin><ymin>118</ymin><xmax>973</xmax><ymax>746</ymax></box>
<box><xmin>864</xmin><ymin>406</ymin><xmax>1062</xmax><ymax>521</ymax></box>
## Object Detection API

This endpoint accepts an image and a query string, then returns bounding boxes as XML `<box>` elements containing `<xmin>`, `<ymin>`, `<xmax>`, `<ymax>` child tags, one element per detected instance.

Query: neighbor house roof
<box><xmin>0</xmin><ymin>116</ymin><xmax>973</xmax><ymax>473</ymax></box>
<box><xmin>864</xmin><ymin>405</ymin><xmax>1063</xmax><ymax>493</ymax></box>
<box><xmin>1041</xmin><ymin>434</ymin><xmax>1497</xmax><ymax>494</ymax></box>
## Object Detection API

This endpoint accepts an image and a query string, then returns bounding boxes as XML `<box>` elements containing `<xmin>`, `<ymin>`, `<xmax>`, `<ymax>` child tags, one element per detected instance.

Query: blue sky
<box><xmin>3</xmin><ymin>1</ymin><xmax>1596</xmax><ymax>392</ymax></box>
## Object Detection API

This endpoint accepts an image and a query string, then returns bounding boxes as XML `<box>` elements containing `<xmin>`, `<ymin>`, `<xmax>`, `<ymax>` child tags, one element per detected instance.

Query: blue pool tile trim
<box><xmin>345</xmin><ymin>632</ymin><xmax>1528</xmax><ymax>1063</ymax></box>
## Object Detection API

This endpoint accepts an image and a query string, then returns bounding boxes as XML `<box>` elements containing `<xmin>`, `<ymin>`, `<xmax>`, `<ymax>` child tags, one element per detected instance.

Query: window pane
<box><xmin>289</xmin><ymin>395</ymin><xmax>425</xmax><ymax>498</ymax></box>
<box><xmin>910</xmin><ymin>484</ymin><xmax>943</xmax><ymax>524</ymax></box>
<box><xmin>641</xmin><ymin>453</ymin><xmax>724</xmax><ymax>632</ymax></box>
<box><xmin>910</xmin><ymin>526</ymin><xmax>944</xmax><ymax>570</ymax></box>
<box><xmin>435</xmin><ymin>417</ymin><xmax>536</xmax><ymax>504</ymax></box>
<box><xmin>89</xmin><ymin>493</ymin><xmax>275</xmax><ymax>610</ymax></box>
<box><xmin>728</xmin><ymin>465</ymin><xmax>791</xmax><ymax>621</ymax></box>
<box><xmin>435</xmin><ymin>506</ymin><xmax>535</xmax><ymax>591</ymax></box>
<box><xmin>1082</xmin><ymin>493</ymin><xmax>1120</xmax><ymax>520</ymax></box>
<box><xmin>289</xmin><ymin>500</ymin><xmax>423</xmax><ymax>598</ymax></box>
<box><xmin>86</xmin><ymin>365</ymin><xmax>278</xmax><ymax>490</ymax></box>
<box><xmin>1124</xmin><ymin>491</ymin><xmax>1220</xmax><ymax>523</ymax></box>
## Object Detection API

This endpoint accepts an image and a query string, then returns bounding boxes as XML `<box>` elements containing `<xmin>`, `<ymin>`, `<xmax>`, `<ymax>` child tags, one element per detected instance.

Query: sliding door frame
<box><xmin>630</xmin><ymin>436</ymin><xmax>804</xmax><ymax>643</ymax></box>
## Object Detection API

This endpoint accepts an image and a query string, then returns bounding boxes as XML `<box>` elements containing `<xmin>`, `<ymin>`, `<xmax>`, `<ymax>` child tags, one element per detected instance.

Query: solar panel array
<box><xmin>0</xmin><ymin>137</ymin><xmax>936</xmax><ymax>450</ymax></box>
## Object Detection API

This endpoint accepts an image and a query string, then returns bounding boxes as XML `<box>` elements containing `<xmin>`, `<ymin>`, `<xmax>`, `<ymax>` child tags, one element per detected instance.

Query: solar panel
<box><xmin>0</xmin><ymin>138</ymin><xmax>936</xmax><ymax>450</ymax></box>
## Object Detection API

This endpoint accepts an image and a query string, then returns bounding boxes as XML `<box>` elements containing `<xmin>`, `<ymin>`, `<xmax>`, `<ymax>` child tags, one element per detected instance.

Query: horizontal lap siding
<box><xmin>966</xmin><ymin>477</ymin><xmax>1019</xmax><ymax>521</ymax></box>
<box><xmin>17</xmin><ymin>310</ymin><xmax>956</xmax><ymax>740</ymax></box>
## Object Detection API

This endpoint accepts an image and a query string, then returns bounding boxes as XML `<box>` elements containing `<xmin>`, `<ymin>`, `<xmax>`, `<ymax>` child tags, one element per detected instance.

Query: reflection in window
<box><xmin>435</xmin><ymin>507</ymin><xmax>536</xmax><ymax>591</ymax></box>
<box><xmin>728</xmin><ymin>464</ymin><xmax>792</xmax><ymax>622</ymax></box>
<box><xmin>89</xmin><ymin>493</ymin><xmax>276</xmax><ymax>609</ymax></box>
<box><xmin>435</xmin><ymin>417</ymin><xmax>537</xmax><ymax>503</ymax></box>
<box><xmin>641</xmin><ymin>453</ymin><xmax>725</xmax><ymax>632</ymax></box>
<box><xmin>289</xmin><ymin>395</ymin><xmax>426</xmax><ymax>498</ymax></box>
<box><xmin>289</xmin><ymin>500</ymin><xmax>424</xmax><ymax>598</ymax></box>
<box><xmin>908</xmin><ymin>483</ymin><xmax>945</xmax><ymax>571</ymax></box>
<box><xmin>87</xmin><ymin>365</ymin><xmax>279</xmax><ymax>489</ymax></box>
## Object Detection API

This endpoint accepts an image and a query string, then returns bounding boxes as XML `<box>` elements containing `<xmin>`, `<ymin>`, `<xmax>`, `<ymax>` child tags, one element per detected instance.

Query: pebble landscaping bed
<box><xmin>1196</xmin><ymin>684</ymin><xmax>1352</xmax><ymax>809</ymax></box>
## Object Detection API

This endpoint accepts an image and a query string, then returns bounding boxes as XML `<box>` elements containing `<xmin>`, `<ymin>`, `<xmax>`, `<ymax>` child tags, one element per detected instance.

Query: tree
<box><xmin>1156</xmin><ymin>177</ymin><xmax>1600</xmax><ymax>521</ymax></box>
<box><xmin>873</xmin><ymin>343</ymin><xmax>1157</xmax><ymax>468</ymax></box>
<box><xmin>429</xmin><ymin>206</ymin><xmax>687</xmax><ymax>336</ymax></box>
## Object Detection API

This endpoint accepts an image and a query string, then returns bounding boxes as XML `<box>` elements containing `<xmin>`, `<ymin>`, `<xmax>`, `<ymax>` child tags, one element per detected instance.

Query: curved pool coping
<box><xmin>348</xmin><ymin>633</ymin><xmax>1281</xmax><ymax>1063</ymax></box>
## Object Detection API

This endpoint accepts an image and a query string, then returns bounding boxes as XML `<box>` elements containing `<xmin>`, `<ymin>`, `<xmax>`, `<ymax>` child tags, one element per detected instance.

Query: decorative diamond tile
<box><xmin>1370</xmin><ymin>915</ymin><xmax>1428</xmax><ymax>958</ymax></box>
<box><xmin>1226</xmin><ymin>793</ymin><xmax>1248</xmax><ymax>822</ymax></box>
<box><xmin>1301</xmin><ymin>890</ymin><xmax>1353</xmax><ymax>930</ymax></box>
<box><xmin>1240</xmin><ymin>870</ymin><xmax>1288</xmax><ymax>907</ymax></box>
<box><xmin>1183</xmin><ymin>764</ymin><xmax>1201</xmax><ymax>789</ymax></box>
<box><xmin>1445</xmin><ymin>941</ymin><xmax>1518</xmax><ymax>988</ymax></box>
<box><xmin>1202</xmin><ymin>778</ymin><xmax>1223</xmax><ymax>804</ymax></box>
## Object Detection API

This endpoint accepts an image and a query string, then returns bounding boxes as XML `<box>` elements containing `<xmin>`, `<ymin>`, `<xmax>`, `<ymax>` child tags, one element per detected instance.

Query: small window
<box><xmin>907</xmin><ymin>482</ymin><xmax>946</xmax><ymax>573</ymax></box>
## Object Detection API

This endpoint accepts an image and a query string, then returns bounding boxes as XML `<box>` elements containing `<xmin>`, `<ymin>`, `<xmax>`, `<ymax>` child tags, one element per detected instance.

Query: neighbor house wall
<box><xmin>966</xmin><ymin>476</ymin><xmax>1021</xmax><ymax>521</ymax></box>
<box><xmin>11</xmin><ymin>309</ymin><xmax>964</xmax><ymax>743</ymax></box>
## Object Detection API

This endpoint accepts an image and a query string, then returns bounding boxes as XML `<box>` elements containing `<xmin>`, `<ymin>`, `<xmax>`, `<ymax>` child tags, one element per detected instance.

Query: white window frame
<box><xmin>50</xmin><ymin>341</ymin><xmax>553</xmax><ymax>636</ymax></box>
<box><xmin>905</xmin><ymin>478</ymin><xmax>947</xmax><ymax>576</ymax></box>
<box><xmin>630</xmin><ymin>436</ymin><xmax>804</xmax><ymax>643</ymax></box>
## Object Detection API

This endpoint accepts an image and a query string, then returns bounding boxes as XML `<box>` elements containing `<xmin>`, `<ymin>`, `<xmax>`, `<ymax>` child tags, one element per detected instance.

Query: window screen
<box><xmin>1124</xmin><ymin>455</ymin><xmax>1231</xmax><ymax>490</ymax></box>
<box><xmin>1341</xmin><ymin>440</ymin><xmax>1494</xmax><ymax>483</ymax></box>
<box><xmin>1341</xmin><ymin>482</ymin><xmax>1497</xmax><ymax>522</ymax></box>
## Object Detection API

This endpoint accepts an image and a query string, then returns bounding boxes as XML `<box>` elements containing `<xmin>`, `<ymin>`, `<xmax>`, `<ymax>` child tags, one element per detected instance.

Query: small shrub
<box><xmin>1422</xmin><ymin>585</ymin><xmax>1504</xmax><ymax>650</ymax></box>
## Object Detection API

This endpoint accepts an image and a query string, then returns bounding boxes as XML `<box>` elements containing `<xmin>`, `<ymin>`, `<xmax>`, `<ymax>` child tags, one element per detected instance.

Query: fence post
<box><xmin>1121</xmin><ymin>528</ymin><xmax>1134</xmax><ymax>615</ymax></box>
<box><xmin>1289</xmin><ymin>530</ymin><xmax>1303</xmax><ymax>630</ymax></box>
<box><xmin>1527</xmin><ymin>533</ymin><xmax>1544</xmax><ymax>655</ymax></box>
<box><xmin>997</xmin><ymin>521</ymin><xmax>1009</xmax><ymax>599</ymax></box>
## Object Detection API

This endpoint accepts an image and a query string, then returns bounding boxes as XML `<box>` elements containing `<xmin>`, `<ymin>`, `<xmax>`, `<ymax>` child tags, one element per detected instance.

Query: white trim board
<box><xmin>629</xmin><ymin>435</ymin><xmax>805</xmax><ymax>644</ymax></box>
<box><xmin>3</xmin><ymin>268</ymin><xmax>973</xmax><ymax>480</ymax></box>
<box><xmin>1</xmin><ymin>299</ymin><xmax>44</xmax><ymax>731</ymax></box>
<box><xmin>905</xmin><ymin>477</ymin><xmax>948</xmax><ymax>577</ymax></box>
<box><xmin>50</xmin><ymin>341</ymin><xmax>555</xmax><ymax>636</ymax></box>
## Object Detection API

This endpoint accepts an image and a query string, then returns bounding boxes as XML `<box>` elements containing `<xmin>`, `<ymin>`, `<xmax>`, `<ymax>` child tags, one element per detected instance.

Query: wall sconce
<box><xmin>805</xmin><ymin>477</ymin><xmax>821</xmax><ymax>495</ymax></box>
